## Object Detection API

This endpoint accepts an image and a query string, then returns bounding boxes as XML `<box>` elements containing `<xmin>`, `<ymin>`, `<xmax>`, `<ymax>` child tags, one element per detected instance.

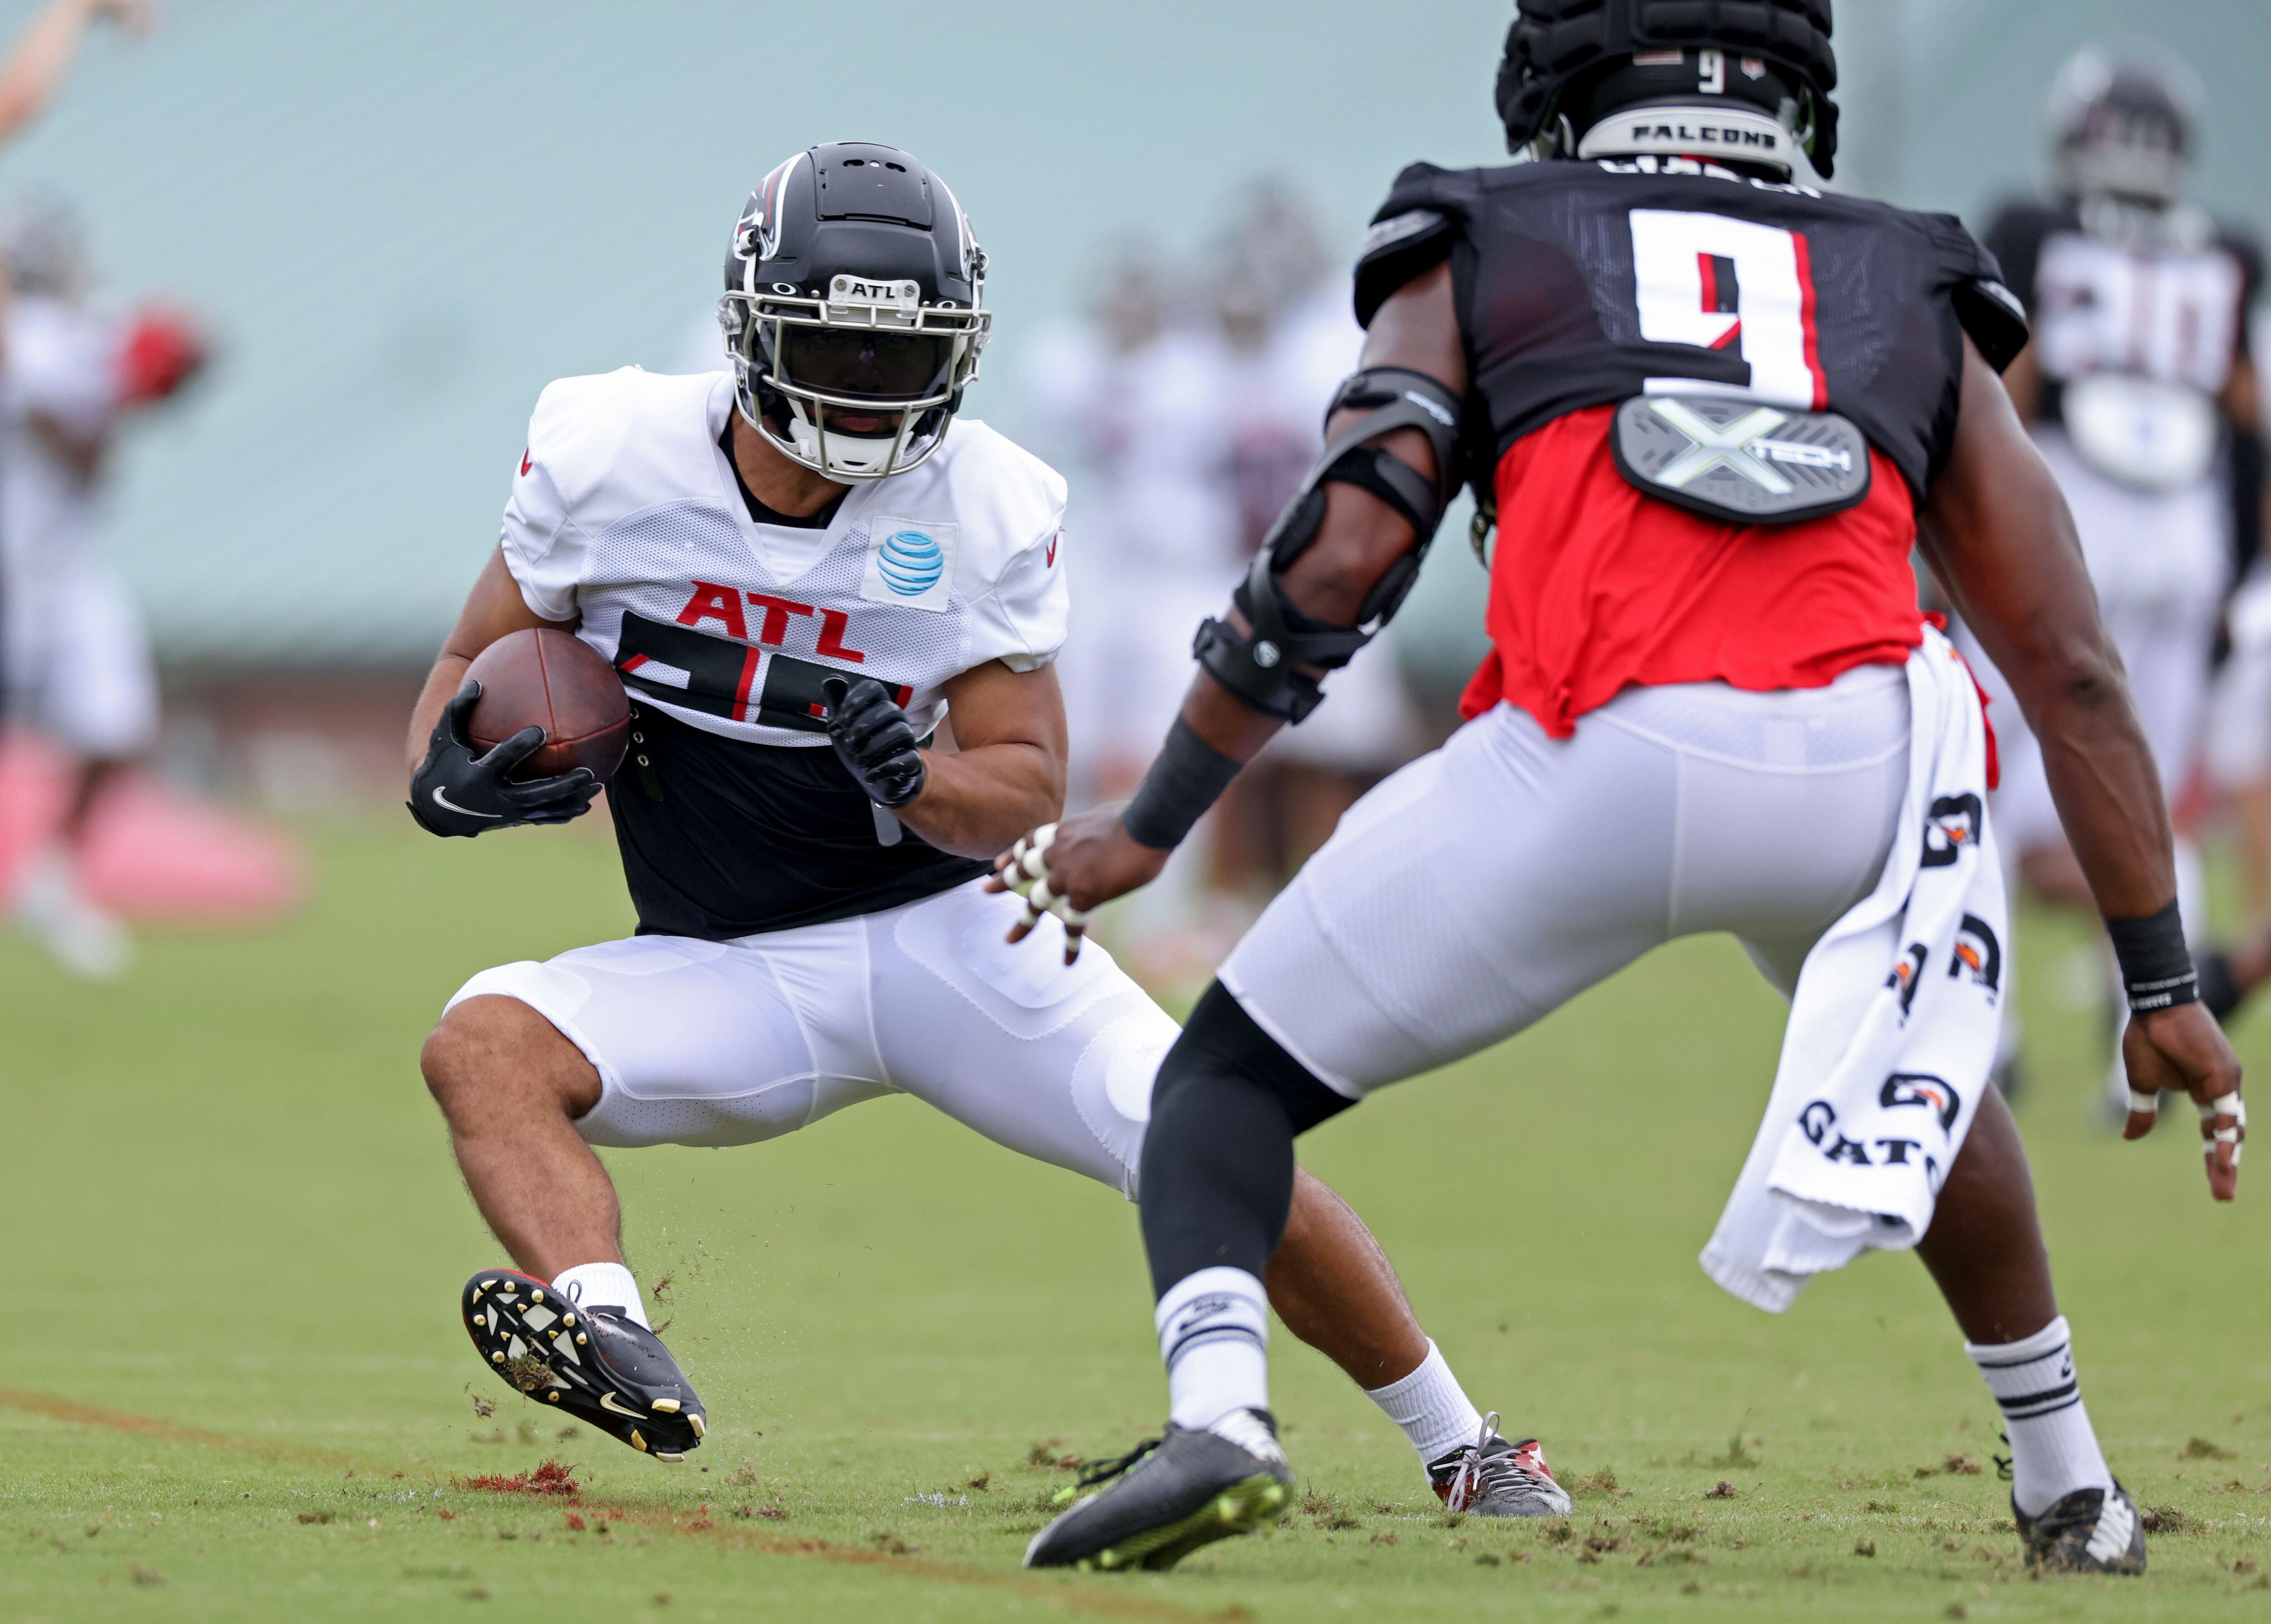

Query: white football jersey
<box><xmin>500</xmin><ymin>368</ymin><xmax>1069</xmax><ymax>748</ymax></box>
<box><xmin>2</xmin><ymin>294</ymin><xmax>122</xmax><ymax>579</ymax></box>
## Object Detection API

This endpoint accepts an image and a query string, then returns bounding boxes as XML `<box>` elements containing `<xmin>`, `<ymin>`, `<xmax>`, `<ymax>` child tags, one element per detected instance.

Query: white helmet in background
<box><xmin>2048</xmin><ymin>42</ymin><xmax>2204</xmax><ymax>208</ymax></box>
<box><xmin>0</xmin><ymin>191</ymin><xmax>90</xmax><ymax>301</ymax></box>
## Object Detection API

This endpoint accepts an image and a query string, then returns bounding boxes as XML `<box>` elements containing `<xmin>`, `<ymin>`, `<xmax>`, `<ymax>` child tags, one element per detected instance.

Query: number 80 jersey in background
<box><xmin>1354</xmin><ymin>155</ymin><xmax>2031</xmax><ymax>739</ymax></box>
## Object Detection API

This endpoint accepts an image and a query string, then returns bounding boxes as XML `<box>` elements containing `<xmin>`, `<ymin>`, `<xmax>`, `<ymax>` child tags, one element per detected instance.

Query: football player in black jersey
<box><xmin>1966</xmin><ymin>45</ymin><xmax>2271</xmax><ymax>1094</ymax></box>
<box><xmin>1009</xmin><ymin>0</ymin><xmax>2240</xmax><ymax>1577</ymax></box>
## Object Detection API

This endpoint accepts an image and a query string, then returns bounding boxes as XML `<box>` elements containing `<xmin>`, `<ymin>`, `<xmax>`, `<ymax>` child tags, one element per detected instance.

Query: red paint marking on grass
<box><xmin>585</xmin><ymin>1501</ymin><xmax>1228</xmax><ymax>1624</ymax></box>
<box><xmin>462</xmin><ymin>1459</ymin><xmax>580</xmax><ymax>1496</ymax></box>
<box><xmin>3</xmin><ymin>1386</ymin><xmax>1225</xmax><ymax>1623</ymax></box>
<box><xmin>0</xmin><ymin>1386</ymin><xmax>355</xmax><ymax>1470</ymax></box>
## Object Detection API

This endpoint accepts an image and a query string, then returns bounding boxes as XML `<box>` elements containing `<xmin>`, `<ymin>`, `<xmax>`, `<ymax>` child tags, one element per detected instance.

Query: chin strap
<box><xmin>1195</xmin><ymin>367</ymin><xmax>1466</xmax><ymax>722</ymax></box>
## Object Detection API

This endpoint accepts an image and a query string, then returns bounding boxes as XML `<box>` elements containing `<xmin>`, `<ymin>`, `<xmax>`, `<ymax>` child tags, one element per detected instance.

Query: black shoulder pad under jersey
<box><xmin>1354</xmin><ymin>163</ymin><xmax>1473</xmax><ymax>328</ymax></box>
<box><xmin>1926</xmin><ymin>213</ymin><xmax>2030</xmax><ymax>375</ymax></box>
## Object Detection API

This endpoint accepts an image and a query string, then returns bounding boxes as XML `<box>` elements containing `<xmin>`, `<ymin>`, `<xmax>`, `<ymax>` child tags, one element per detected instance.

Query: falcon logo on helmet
<box><xmin>716</xmin><ymin>141</ymin><xmax>992</xmax><ymax>482</ymax></box>
<box><xmin>1494</xmin><ymin>0</ymin><xmax>1840</xmax><ymax>179</ymax></box>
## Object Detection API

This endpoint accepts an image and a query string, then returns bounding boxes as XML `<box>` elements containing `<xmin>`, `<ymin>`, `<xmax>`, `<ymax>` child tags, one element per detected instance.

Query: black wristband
<box><xmin>1121</xmin><ymin>717</ymin><xmax>1244</xmax><ymax>851</ymax></box>
<box><xmin>2105</xmin><ymin>899</ymin><xmax>2200</xmax><ymax>1013</ymax></box>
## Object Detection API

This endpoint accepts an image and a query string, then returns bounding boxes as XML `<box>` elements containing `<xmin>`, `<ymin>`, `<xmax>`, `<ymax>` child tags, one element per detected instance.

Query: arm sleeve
<box><xmin>496</xmin><ymin>391</ymin><xmax>591</xmax><ymax>624</ymax></box>
<box><xmin>964</xmin><ymin>519</ymin><xmax>1070</xmax><ymax>673</ymax></box>
<box><xmin>1353</xmin><ymin>163</ymin><xmax>1469</xmax><ymax>329</ymax></box>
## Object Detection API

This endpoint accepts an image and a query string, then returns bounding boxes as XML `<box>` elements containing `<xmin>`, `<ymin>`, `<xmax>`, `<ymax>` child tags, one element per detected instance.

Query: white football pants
<box><xmin>446</xmin><ymin>878</ymin><xmax>1177</xmax><ymax>1196</ymax></box>
<box><xmin>1219</xmin><ymin>664</ymin><xmax>1914</xmax><ymax>1097</ymax></box>
<box><xmin>1973</xmin><ymin>426</ymin><xmax>2226</xmax><ymax>856</ymax></box>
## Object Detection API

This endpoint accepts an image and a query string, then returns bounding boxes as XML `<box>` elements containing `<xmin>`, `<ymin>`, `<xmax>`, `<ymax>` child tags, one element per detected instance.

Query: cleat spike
<box><xmin>531</xmin><ymin>1289</ymin><xmax>544</xmax><ymax>1303</ymax></box>
<box><xmin>562</xmin><ymin>1314</ymin><xmax>575</xmax><ymax>1327</ymax></box>
<box><xmin>688</xmin><ymin>1413</ymin><xmax>705</xmax><ymax>1439</ymax></box>
<box><xmin>650</xmin><ymin>1398</ymin><xmax>680</xmax><ymax>1413</ymax></box>
<box><xmin>575</xmin><ymin>1333</ymin><xmax>587</xmax><ymax>1346</ymax></box>
<box><xmin>630</xmin><ymin>1429</ymin><xmax>648</xmax><ymax>1452</ymax></box>
<box><xmin>653</xmin><ymin>1452</ymin><xmax>684</xmax><ymax>1463</ymax></box>
<box><xmin>546</xmin><ymin>1391</ymin><xmax>560</xmax><ymax>1403</ymax></box>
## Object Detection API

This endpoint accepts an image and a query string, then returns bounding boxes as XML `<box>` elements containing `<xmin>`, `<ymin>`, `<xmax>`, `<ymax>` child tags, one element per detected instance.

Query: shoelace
<box><xmin>1051</xmin><ymin>1437</ymin><xmax>1162</xmax><ymax>1506</ymax></box>
<box><xmin>1441</xmin><ymin>1411</ymin><xmax>1548</xmax><ymax>1513</ymax></box>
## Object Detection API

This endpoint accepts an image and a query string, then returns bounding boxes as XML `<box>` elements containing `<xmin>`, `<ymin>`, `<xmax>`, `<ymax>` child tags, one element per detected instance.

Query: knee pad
<box><xmin>1158</xmin><ymin>981</ymin><xmax>1356</xmax><ymax>1138</ymax></box>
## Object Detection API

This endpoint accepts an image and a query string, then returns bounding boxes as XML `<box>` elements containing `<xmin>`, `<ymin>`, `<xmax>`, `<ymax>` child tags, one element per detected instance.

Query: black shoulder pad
<box><xmin>1953</xmin><ymin>276</ymin><xmax>2030</xmax><ymax>375</ymax></box>
<box><xmin>1354</xmin><ymin>164</ymin><xmax>1468</xmax><ymax>328</ymax></box>
<box><xmin>1926</xmin><ymin>214</ymin><xmax>2031</xmax><ymax>375</ymax></box>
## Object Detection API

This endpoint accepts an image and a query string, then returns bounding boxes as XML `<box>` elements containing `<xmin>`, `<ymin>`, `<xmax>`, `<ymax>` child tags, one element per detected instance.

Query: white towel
<box><xmin>1701</xmin><ymin>625</ymin><xmax>2008</xmax><ymax>1312</ymax></box>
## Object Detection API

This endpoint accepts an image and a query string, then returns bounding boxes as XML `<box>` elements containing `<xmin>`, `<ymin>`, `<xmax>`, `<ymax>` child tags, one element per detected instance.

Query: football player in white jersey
<box><xmin>410</xmin><ymin>143</ymin><xmax>1565</xmax><ymax>1516</ymax></box>
<box><xmin>2</xmin><ymin>193</ymin><xmax>203</xmax><ymax>979</ymax></box>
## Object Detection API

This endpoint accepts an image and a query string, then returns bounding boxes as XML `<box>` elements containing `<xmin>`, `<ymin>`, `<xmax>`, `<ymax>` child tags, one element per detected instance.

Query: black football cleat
<box><xmin>2015</xmin><ymin>1481</ymin><xmax>2146</xmax><ymax>1574</ymax></box>
<box><xmin>1022</xmin><ymin>1409</ymin><xmax>1293</xmax><ymax>1571</ymax></box>
<box><xmin>461</xmin><ymin>1270</ymin><xmax>705</xmax><ymax>1461</ymax></box>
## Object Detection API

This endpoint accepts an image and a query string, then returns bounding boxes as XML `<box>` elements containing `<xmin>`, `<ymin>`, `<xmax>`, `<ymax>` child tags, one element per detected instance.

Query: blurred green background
<box><xmin>3</xmin><ymin>0</ymin><xmax>2266</xmax><ymax>671</ymax></box>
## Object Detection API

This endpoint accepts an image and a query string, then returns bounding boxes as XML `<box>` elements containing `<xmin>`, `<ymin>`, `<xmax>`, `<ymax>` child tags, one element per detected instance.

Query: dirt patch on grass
<box><xmin>461</xmin><ymin>1459</ymin><xmax>580</xmax><ymax>1496</ymax></box>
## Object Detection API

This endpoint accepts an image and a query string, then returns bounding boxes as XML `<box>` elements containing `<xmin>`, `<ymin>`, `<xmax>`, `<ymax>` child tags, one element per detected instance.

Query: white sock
<box><xmin>550</xmin><ymin>1261</ymin><xmax>650</xmax><ymax>1331</ymax></box>
<box><xmin>1965</xmin><ymin>1315</ymin><xmax>2113</xmax><ymax>1517</ymax></box>
<box><xmin>1364</xmin><ymin>1340</ymin><xmax>1487</xmax><ymax>1465</ymax></box>
<box><xmin>1157</xmin><ymin>1268</ymin><xmax>1270</xmax><ymax>1431</ymax></box>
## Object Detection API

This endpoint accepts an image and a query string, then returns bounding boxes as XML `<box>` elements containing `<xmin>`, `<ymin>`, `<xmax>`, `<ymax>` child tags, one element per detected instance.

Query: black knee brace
<box><xmin>1138</xmin><ymin>982</ymin><xmax>1357</xmax><ymax>1297</ymax></box>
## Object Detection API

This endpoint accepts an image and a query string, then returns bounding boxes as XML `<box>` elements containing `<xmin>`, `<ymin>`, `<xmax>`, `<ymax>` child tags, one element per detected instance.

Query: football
<box><xmin>463</xmin><ymin>627</ymin><xmax>631</xmax><ymax>782</ymax></box>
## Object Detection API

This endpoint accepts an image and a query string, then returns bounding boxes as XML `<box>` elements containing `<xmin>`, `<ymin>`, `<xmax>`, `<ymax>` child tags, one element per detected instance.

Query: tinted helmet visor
<box><xmin>779</xmin><ymin>327</ymin><xmax>954</xmax><ymax>404</ymax></box>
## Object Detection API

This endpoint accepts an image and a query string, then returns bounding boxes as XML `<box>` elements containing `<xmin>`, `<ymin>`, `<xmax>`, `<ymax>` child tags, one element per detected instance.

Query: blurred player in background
<box><xmin>1205</xmin><ymin>185</ymin><xmax>1417</xmax><ymax>901</ymax></box>
<box><xmin>1021</xmin><ymin>246</ymin><xmax>1243</xmax><ymax>977</ymax></box>
<box><xmin>420</xmin><ymin>144</ymin><xmax>1557</xmax><ymax>1516</ymax></box>
<box><xmin>1968</xmin><ymin>45</ymin><xmax>2271</xmax><ymax>1090</ymax></box>
<box><xmin>0</xmin><ymin>2</ymin><xmax>200</xmax><ymax>979</ymax></box>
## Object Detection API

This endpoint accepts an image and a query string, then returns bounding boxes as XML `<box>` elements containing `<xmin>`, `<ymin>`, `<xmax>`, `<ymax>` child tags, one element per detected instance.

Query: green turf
<box><xmin>2</xmin><ymin>819</ymin><xmax>2268</xmax><ymax>1622</ymax></box>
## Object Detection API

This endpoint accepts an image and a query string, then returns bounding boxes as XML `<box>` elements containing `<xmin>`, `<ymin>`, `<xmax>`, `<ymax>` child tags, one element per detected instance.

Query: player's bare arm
<box><xmin>890</xmin><ymin>658</ymin><xmax>1066</xmax><ymax>859</ymax></box>
<box><xmin>405</xmin><ymin>546</ymin><xmax>571</xmax><ymax>779</ymax></box>
<box><xmin>992</xmin><ymin>262</ymin><xmax>1464</xmax><ymax>927</ymax></box>
<box><xmin>24</xmin><ymin>407</ymin><xmax>106</xmax><ymax>482</ymax></box>
<box><xmin>404</xmin><ymin>547</ymin><xmax>598</xmax><ymax>836</ymax></box>
<box><xmin>0</xmin><ymin>0</ymin><xmax>150</xmax><ymax>144</ymax></box>
<box><xmin>1917</xmin><ymin>339</ymin><xmax>2243</xmax><ymax>1194</ymax></box>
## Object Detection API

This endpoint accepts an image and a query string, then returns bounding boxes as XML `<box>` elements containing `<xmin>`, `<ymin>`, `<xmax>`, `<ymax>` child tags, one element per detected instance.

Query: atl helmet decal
<box><xmin>1921</xmin><ymin>793</ymin><xmax>1983</xmax><ymax>869</ymax></box>
<box><xmin>1948</xmin><ymin>913</ymin><xmax>2004</xmax><ymax>995</ymax></box>
<box><xmin>877</xmin><ymin>530</ymin><xmax>945</xmax><ymax>596</ymax></box>
<box><xmin>1879</xmin><ymin>1073</ymin><xmax>1964</xmax><ymax>1134</ymax></box>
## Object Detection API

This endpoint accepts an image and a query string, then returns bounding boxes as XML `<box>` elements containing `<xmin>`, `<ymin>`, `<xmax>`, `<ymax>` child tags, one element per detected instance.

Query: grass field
<box><xmin>4</xmin><ymin>817</ymin><xmax>2270</xmax><ymax>1622</ymax></box>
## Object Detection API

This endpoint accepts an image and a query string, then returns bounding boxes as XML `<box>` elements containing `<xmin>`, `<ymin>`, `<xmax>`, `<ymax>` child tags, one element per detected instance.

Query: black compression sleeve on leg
<box><xmin>1138</xmin><ymin>981</ymin><xmax>1358</xmax><ymax>1299</ymax></box>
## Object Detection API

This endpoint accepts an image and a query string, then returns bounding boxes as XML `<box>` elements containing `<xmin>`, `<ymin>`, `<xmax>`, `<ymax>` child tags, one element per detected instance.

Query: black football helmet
<box><xmin>1495</xmin><ymin>0</ymin><xmax>1839</xmax><ymax>179</ymax></box>
<box><xmin>719</xmin><ymin>141</ymin><xmax>989</xmax><ymax>481</ymax></box>
<box><xmin>2047</xmin><ymin>43</ymin><xmax>2202</xmax><ymax>207</ymax></box>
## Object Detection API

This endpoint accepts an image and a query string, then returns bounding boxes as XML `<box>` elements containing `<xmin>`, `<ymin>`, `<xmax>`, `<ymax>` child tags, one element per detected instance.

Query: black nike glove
<box><xmin>823</xmin><ymin>677</ymin><xmax>927</xmax><ymax>809</ymax></box>
<box><xmin>407</xmin><ymin>679</ymin><xmax>600</xmax><ymax>837</ymax></box>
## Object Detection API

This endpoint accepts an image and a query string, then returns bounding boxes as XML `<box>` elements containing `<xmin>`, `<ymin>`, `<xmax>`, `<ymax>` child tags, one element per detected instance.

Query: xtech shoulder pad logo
<box><xmin>861</xmin><ymin>517</ymin><xmax>958</xmax><ymax>612</ymax></box>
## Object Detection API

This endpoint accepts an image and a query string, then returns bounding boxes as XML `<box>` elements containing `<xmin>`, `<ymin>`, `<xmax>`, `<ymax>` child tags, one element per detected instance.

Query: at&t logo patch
<box><xmin>861</xmin><ymin>517</ymin><xmax>958</xmax><ymax>612</ymax></box>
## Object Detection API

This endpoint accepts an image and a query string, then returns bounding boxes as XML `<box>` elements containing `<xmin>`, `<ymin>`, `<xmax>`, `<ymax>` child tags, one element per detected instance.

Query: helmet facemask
<box><xmin>721</xmin><ymin>273</ymin><xmax>989</xmax><ymax>482</ymax></box>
